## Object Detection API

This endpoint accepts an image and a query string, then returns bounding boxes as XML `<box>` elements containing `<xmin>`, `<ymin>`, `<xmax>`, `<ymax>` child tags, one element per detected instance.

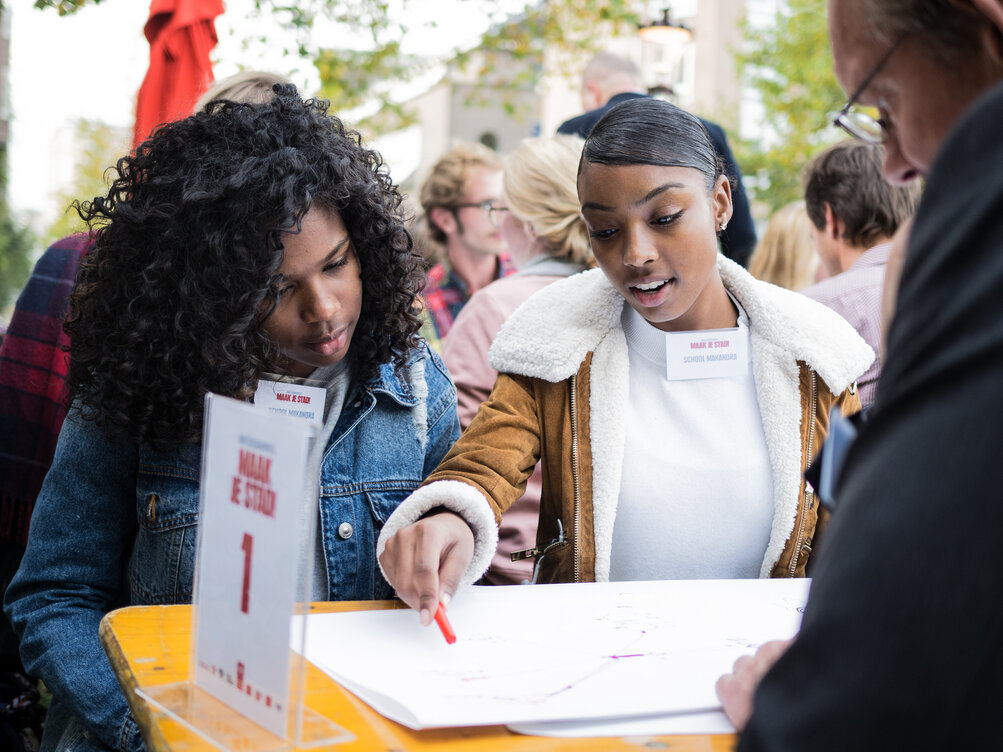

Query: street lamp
<box><xmin>638</xmin><ymin>7</ymin><xmax>694</xmax><ymax>46</ymax></box>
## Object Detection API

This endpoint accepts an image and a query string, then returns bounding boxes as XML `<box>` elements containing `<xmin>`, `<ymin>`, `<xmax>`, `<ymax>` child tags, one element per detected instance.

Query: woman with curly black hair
<box><xmin>4</xmin><ymin>85</ymin><xmax>459</xmax><ymax>752</ymax></box>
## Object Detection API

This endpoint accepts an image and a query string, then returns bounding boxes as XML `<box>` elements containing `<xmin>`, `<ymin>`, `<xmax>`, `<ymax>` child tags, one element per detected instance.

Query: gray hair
<box><xmin>583</xmin><ymin>52</ymin><xmax>644</xmax><ymax>90</ymax></box>
<box><xmin>194</xmin><ymin>70</ymin><xmax>292</xmax><ymax>112</ymax></box>
<box><xmin>858</xmin><ymin>0</ymin><xmax>987</xmax><ymax>61</ymax></box>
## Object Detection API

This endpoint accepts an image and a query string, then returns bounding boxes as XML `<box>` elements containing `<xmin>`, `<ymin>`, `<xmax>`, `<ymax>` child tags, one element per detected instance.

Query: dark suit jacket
<box><xmin>741</xmin><ymin>82</ymin><xmax>1003</xmax><ymax>750</ymax></box>
<box><xmin>558</xmin><ymin>92</ymin><xmax>757</xmax><ymax>267</ymax></box>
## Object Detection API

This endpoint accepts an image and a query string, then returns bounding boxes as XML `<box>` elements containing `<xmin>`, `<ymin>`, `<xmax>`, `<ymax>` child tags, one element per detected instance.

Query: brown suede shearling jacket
<box><xmin>378</xmin><ymin>259</ymin><xmax>872</xmax><ymax>586</ymax></box>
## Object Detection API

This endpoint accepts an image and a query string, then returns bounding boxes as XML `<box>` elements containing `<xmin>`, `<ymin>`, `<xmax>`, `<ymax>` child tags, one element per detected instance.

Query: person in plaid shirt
<box><xmin>800</xmin><ymin>140</ymin><xmax>920</xmax><ymax>408</ymax></box>
<box><xmin>417</xmin><ymin>142</ymin><xmax>513</xmax><ymax>351</ymax></box>
<box><xmin>0</xmin><ymin>233</ymin><xmax>91</xmax><ymax>565</ymax></box>
<box><xmin>0</xmin><ymin>233</ymin><xmax>91</xmax><ymax>736</ymax></box>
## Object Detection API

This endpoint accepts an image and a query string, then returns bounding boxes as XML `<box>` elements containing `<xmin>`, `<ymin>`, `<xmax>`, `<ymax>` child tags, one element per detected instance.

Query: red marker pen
<box><xmin>433</xmin><ymin>601</ymin><xmax>456</xmax><ymax>644</ymax></box>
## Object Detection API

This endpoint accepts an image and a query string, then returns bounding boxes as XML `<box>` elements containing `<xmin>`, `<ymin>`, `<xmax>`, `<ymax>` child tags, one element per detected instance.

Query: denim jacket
<box><xmin>4</xmin><ymin>343</ymin><xmax>459</xmax><ymax>752</ymax></box>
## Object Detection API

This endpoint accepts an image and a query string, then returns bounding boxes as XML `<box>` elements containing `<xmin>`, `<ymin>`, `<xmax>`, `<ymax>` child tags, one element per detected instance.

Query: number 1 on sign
<box><xmin>240</xmin><ymin>533</ymin><xmax>253</xmax><ymax>613</ymax></box>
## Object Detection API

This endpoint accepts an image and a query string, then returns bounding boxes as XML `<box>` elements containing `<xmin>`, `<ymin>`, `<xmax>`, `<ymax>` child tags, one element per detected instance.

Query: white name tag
<box><xmin>253</xmin><ymin>379</ymin><xmax>327</xmax><ymax>426</ymax></box>
<box><xmin>665</xmin><ymin>326</ymin><xmax>750</xmax><ymax>381</ymax></box>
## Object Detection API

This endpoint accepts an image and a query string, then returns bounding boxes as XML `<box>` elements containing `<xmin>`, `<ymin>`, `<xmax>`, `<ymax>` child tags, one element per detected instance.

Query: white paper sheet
<box><xmin>508</xmin><ymin>710</ymin><xmax>734</xmax><ymax>737</ymax></box>
<box><xmin>294</xmin><ymin>578</ymin><xmax>809</xmax><ymax>731</ymax></box>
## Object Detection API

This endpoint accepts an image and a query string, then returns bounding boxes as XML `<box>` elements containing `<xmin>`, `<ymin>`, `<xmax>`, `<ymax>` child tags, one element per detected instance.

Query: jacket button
<box><xmin>337</xmin><ymin>522</ymin><xmax>354</xmax><ymax>540</ymax></box>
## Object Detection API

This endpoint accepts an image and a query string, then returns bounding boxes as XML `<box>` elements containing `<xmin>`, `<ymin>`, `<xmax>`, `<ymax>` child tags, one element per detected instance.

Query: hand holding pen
<box><xmin>378</xmin><ymin>509</ymin><xmax>473</xmax><ymax>636</ymax></box>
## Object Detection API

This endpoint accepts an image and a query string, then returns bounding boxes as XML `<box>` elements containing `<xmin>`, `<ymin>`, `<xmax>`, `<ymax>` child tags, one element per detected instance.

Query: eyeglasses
<box><xmin>832</xmin><ymin>32</ymin><xmax>907</xmax><ymax>145</ymax></box>
<box><xmin>452</xmin><ymin>200</ymin><xmax>509</xmax><ymax>228</ymax></box>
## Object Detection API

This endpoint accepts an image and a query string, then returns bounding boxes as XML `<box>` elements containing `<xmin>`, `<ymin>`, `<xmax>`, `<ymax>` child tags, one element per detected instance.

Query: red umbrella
<box><xmin>133</xmin><ymin>0</ymin><xmax>226</xmax><ymax>149</ymax></box>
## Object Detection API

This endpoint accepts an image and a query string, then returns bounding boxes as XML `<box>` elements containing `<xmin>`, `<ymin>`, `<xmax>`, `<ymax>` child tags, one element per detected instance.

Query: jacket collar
<box><xmin>367</xmin><ymin>348</ymin><xmax>428</xmax><ymax>408</ymax></box>
<box><xmin>607</xmin><ymin>91</ymin><xmax>649</xmax><ymax>108</ymax></box>
<box><xmin>490</xmin><ymin>256</ymin><xmax>873</xmax><ymax>396</ymax></box>
<box><xmin>330</xmin><ymin>347</ymin><xmax>431</xmax><ymax>455</ymax></box>
<box><xmin>491</xmin><ymin>256</ymin><xmax>873</xmax><ymax>582</ymax></box>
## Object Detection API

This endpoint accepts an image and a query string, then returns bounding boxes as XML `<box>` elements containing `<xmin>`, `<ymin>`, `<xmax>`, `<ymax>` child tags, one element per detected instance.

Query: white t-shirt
<box><xmin>609</xmin><ymin>302</ymin><xmax>774</xmax><ymax>581</ymax></box>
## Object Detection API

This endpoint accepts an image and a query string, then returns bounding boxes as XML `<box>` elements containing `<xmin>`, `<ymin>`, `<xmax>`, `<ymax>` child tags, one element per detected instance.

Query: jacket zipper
<box><xmin>570</xmin><ymin>374</ymin><xmax>582</xmax><ymax>583</ymax></box>
<box><xmin>512</xmin><ymin>519</ymin><xmax>566</xmax><ymax>584</ymax></box>
<box><xmin>788</xmin><ymin>370</ymin><xmax>817</xmax><ymax>576</ymax></box>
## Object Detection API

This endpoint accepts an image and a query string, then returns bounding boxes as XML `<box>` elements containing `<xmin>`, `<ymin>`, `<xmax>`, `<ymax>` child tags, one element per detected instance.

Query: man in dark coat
<box><xmin>716</xmin><ymin>1</ymin><xmax>1003</xmax><ymax>748</ymax></box>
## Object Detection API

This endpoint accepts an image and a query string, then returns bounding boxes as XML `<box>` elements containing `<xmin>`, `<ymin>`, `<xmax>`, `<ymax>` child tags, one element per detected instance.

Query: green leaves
<box><xmin>31</xmin><ymin>0</ymin><xmax>102</xmax><ymax>15</ymax></box>
<box><xmin>272</xmin><ymin>0</ymin><xmax>639</xmax><ymax>138</ymax></box>
<box><xmin>735</xmin><ymin>0</ymin><xmax>844</xmax><ymax>212</ymax></box>
<box><xmin>45</xmin><ymin>119</ymin><xmax>130</xmax><ymax>249</ymax></box>
<box><xmin>0</xmin><ymin>145</ymin><xmax>34</xmax><ymax>311</ymax></box>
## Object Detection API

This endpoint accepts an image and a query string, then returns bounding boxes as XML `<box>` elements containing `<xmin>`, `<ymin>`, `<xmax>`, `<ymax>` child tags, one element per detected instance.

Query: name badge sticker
<box><xmin>253</xmin><ymin>379</ymin><xmax>326</xmax><ymax>426</ymax></box>
<box><xmin>665</xmin><ymin>326</ymin><xmax>750</xmax><ymax>381</ymax></box>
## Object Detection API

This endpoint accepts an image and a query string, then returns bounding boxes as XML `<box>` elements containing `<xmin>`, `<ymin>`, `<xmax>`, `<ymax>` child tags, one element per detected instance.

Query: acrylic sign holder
<box><xmin>137</xmin><ymin>394</ymin><xmax>352</xmax><ymax>751</ymax></box>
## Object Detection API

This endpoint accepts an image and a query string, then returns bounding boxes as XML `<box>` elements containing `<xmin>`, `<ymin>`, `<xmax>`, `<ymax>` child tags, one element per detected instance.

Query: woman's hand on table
<box><xmin>379</xmin><ymin>510</ymin><xmax>474</xmax><ymax>625</ymax></box>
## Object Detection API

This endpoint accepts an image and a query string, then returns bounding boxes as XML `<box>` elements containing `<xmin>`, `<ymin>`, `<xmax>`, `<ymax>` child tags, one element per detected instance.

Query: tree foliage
<box><xmin>0</xmin><ymin>148</ymin><xmax>35</xmax><ymax>312</ymax></box>
<box><xmin>250</xmin><ymin>0</ymin><xmax>639</xmax><ymax>133</ymax></box>
<box><xmin>29</xmin><ymin>0</ymin><xmax>101</xmax><ymax>13</ymax></box>
<box><xmin>31</xmin><ymin>0</ymin><xmax>638</xmax><ymax>134</ymax></box>
<box><xmin>455</xmin><ymin>0</ymin><xmax>637</xmax><ymax>114</ymax></box>
<box><xmin>30</xmin><ymin>0</ymin><xmax>847</xmax><ymax>215</ymax></box>
<box><xmin>735</xmin><ymin>0</ymin><xmax>845</xmax><ymax>214</ymax></box>
<box><xmin>45</xmin><ymin>119</ymin><xmax>130</xmax><ymax>247</ymax></box>
<box><xmin>0</xmin><ymin>210</ymin><xmax>34</xmax><ymax>313</ymax></box>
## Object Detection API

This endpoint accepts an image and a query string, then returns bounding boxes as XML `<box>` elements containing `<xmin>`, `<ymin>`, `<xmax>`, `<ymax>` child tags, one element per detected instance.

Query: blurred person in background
<box><xmin>747</xmin><ymin>201</ymin><xmax>820</xmax><ymax>291</ymax></box>
<box><xmin>800</xmin><ymin>140</ymin><xmax>921</xmax><ymax>408</ymax></box>
<box><xmin>441</xmin><ymin>135</ymin><xmax>593</xmax><ymax>585</ymax></box>
<box><xmin>403</xmin><ymin>196</ymin><xmax>438</xmax><ymax>269</ymax></box>
<box><xmin>417</xmin><ymin>142</ymin><xmax>513</xmax><ymax>351</ymax></box>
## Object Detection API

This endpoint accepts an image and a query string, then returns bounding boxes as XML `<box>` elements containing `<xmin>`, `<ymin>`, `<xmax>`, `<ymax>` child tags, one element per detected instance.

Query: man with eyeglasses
<box><xmin>417</xmin><ymin>142</ymin><xmax>514</xmax><ymax>352</ymax></box>
<box><xmin>715</xmin><ymin>0</ymin><xmax>1003</xmax><ymax>749</ymax></box>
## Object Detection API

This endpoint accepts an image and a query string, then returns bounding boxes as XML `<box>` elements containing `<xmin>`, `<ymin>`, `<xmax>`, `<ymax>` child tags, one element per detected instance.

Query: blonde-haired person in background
<box><xmin>440</xmin><ymin>135</ymin><xmax>593</xmax><ymax>585</ymax></box>
<box><xmin>193</xmin><ymin>69</ymin><xmax>291</xmax><ymax>111</ymax></box>
<box><xmin>747</xmin><ymin>201</ymin><xmax>820</xmax><ymax>291</ymax></box>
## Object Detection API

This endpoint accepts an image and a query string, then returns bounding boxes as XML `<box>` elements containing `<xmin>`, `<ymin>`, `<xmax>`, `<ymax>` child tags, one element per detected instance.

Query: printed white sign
<box><xmin>665</xmin><ymin>326</ymin><xmax>750</xmax><ymax>381</ymax></box>
<box><xmin>253</xmin><ymin>378</ymin><xmax>327</xmax><ymax>427</ymax></box>
<box><xmin>194</xmin><ymin>394</ymin><xmax>316</xmax><ymax>738</ymax></box>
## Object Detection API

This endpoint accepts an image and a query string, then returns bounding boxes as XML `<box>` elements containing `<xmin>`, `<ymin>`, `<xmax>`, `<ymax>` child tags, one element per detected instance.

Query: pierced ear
<box><xmin>713</xmin><ymin>174</ymin><xmax>733</xmax><ymax>228</ymax></box>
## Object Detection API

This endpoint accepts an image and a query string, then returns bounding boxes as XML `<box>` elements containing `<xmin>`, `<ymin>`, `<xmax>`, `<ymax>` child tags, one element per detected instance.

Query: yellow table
<box><xmin>100</xmin><ymin>602</ymin><xmax>737</xmax><ymax>752</ymax></box>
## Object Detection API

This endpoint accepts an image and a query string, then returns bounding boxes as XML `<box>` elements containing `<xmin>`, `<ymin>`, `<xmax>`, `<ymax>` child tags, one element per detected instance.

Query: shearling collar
<box><xmin>490</xmin><ymin>255</ymin><xmax>874</xmax><ymax>397</ymax></box>
<box><xmin>489</xmin><ymin>254</ymin><xmax>873</xmax><ymax>581</ymax></box>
